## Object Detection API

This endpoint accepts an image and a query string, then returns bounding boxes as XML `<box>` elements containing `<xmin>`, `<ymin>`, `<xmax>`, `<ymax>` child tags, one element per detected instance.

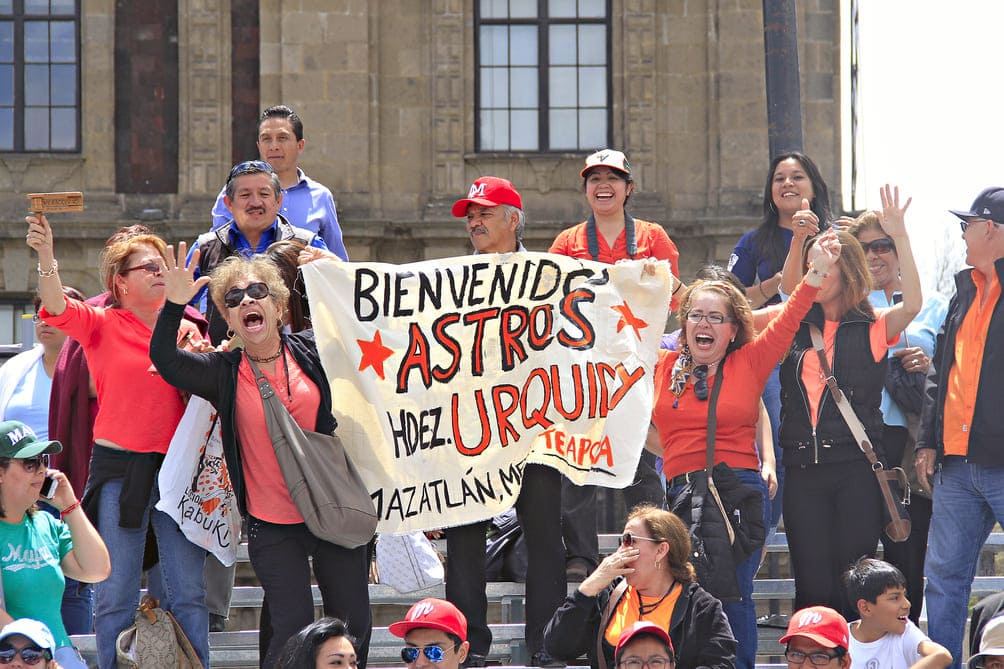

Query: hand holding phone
<box><xmin>40</xmin><ymin>475</ymin><xmax>58</xmax><ymax>500</ymax></box>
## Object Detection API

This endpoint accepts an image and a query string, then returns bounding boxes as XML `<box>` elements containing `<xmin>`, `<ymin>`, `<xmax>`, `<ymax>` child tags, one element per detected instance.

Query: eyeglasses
<box><xmin>784</xmin><ymin>649</ymin><xmax>842</xmax><ymax>666</ymax></box>
<box><xmin>0</xmin><ymin>644</ymin><xmax>52</xmax><ymax>665</ymax></box>
<box><xmin>401</xmin><ymin>645</ymin><xmax>455</xmax><ymax>664</ymax></box>
<box><xmin>14</xmin><ymin>454</ymin><xmax>49</xmax><ymax>474</ymax></box>
<box><xmin>119</xmin><ymin>262</ymin><xmax>165</xmax><ymax>276</ymax></box>
<box><xmin>619</xmin><ymin>656</ymin><xmax>675</xmax><ymax>669</ymax></box>
<box><xmin>31</xmin><ymin>313</ymin><xmax>42</xmax><ymax>324</ymax></box>
<box><xmin>620</xmin><ymin>532</ymin><xmax>663</xmax><ymax>547</ymax></box>
<box><xmin>223</xmin><ymin>282</ymin><xmax>271</xmax><ymax>308</ymax></box>
<box><xmin>960</xmin><ymin>218</ymin><xmax>995</xmax><ymax>233</ymax></box>
<box><xmin>685</xmin><ymin>312</ymin><xmax>733</xmax><ymax>325</ymax></box>
<box><xmin>859</xmin><ymin>238</ymin><xmax>896</xmax><ymax>255</ymax></box>
<box><xmin>692</xmin><ymin>364</ymin><xmax>709</xmax><ymax>401</ymax></box>
<box><xmin>226</xmin><ymin>159</ymin><xmax>274</xmax><ymax>184</ymax></box>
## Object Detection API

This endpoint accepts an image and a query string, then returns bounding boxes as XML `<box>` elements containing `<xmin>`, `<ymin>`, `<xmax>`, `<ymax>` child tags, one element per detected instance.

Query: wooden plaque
<box><xmin>27</xmin><ymin>192</ymin><xmax>84</xmax><ymax>214</ymax></box>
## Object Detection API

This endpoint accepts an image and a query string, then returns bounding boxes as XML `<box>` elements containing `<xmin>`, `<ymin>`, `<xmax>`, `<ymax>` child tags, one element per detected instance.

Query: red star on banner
<box><xmin>611</xmin><ymin>302</ymin><xmax>648</xmax><ymax>340</ymax></box>
<box><xmin>357</xmin><ymin>331</ymin><xmax>394</xmax><ymax>380</ymax></box>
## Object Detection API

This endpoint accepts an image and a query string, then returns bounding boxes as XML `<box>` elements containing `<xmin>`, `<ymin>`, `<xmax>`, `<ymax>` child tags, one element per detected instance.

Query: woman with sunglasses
<box><xmin>842</xmin><ymin>210</ymin><xmax>947</xmax><ymax>623</ymax></box>
<box><xmin>775</xmin><ymin>186</ymin><xmax>921</xmax><ymax>619</ymax></box>
<box><xmin>25</xmin><ymin>215</ymin><xmax>211</xmax><ymax>669</ymax></box>
<box><xmin>649</xmin><ymin>232</ymin><xmax>843</xmax><ymax>669</ymax></box>
<box><xmin>149</xmin><ymin>246</ymin><xmax>372</xmax><ymax>668</ymax></box>
<box><xmin>0</xmin><ymin>421</ymin><xmax>110</xmax><ymax>669</ymax></box>
<box><xmin>543</xmin><ymin>505</ymin><xmax>735</xmax><ymax>669</ymax></box>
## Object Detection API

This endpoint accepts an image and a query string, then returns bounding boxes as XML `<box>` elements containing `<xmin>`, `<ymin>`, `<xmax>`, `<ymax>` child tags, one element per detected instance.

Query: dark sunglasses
<box><xmin>0</xmin><ymin>644</ymin><xmax>52</xmax><ymax>665</ymax></box>
<box><xmin>859</xmin><ymin>237</ymin><xmax>895</xmax><ymax>255</ymax></box>
<box><xmin>223</xmin><ymin>282</ymin><xmax>271</xmax><ymax>309</ymax></box>
<box><xmin>401</xmin><ymin>645</ymin><xmax>452</xmax><ymax>664</ymax></box>
<box><xmin>226</xmin><ymin>159</ymin><xmax>274</xmax><ymax>184</ymax></box>
<box><xmin>16</xmin><ymin>454</ymin><xmax>49</xmax><ymax>474</ymax></box>
<box><xmin>620</xmin><ymin>531</ymin><xmax>662</xmax><ymax>547</ymax></box>
<box><xmin>692</xmin><ymin>365</ymin><xmax>709</xmax><ymax>401</ymax></box>
<box><xmin>119</xmin><ymin>262</ymin><xmax>165</xmax><ymax>276</ymax></box>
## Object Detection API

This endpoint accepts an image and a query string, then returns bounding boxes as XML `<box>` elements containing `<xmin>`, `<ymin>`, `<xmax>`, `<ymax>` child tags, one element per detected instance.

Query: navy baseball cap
<box><xmin>950</xmin><ymin>187</ymin><xmax>1004</xmax><ymax>224</ymax></box>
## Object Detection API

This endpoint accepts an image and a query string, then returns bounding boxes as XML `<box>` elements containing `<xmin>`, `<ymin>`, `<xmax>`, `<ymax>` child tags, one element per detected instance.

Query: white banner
<box><xmin>302</xmin><ymin>252</ymin><xmax>672</xmax><ymax>534</ymax></box>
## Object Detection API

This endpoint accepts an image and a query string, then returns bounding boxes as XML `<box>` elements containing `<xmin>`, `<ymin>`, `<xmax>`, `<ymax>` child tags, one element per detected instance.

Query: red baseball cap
<box><xmin>451</xmin><ymin>176</ymin><xmax>523</xmax><ymax>218</ymax></box>
<box><xmin>389</xmin><ymin>598</ymin><xmax>468</xmax><ymax>641</ymax></box>
<box><xmin>615</xmin><ymin>621</ymin><xmax>674</xmax><ymax>663</ymax></box>
<box><xmin>580</xmin><ymin>149</ymin><xmax>632</xmax><ymax>178</ymax></box>
<box><xmin>779</xmin><ymin>606</ymin><xmax>849</xmax><ymax>649</ymax></box>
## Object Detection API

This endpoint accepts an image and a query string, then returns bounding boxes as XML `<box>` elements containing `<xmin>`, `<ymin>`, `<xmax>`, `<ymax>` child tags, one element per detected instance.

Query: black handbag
<box><xmin>667</xmin><ymin>356</ymin><xmax>765</xmax><ymax>601</ymax></box>
<box><xmin>884</xmin><ymin>355</ymin><xmax>926</xmax><ymax>416</ymax></box>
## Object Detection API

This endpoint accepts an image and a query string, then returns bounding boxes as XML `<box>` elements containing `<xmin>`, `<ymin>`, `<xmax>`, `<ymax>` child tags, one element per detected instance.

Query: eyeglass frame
<box><xmin>0</xmin><ymin>643</ymin><xmax>52</xmax><ymax>665</ymax></box>
<box><xmin>119</xmin><ymin>262</ymin><xmax>166</xmax><ymax>276</ymax></box>
<box><xmin>784</xmin><ymin>648</ymin><xmax>844</xmax><ymax>666</ymax></box>
<box><xmin>617</xmin><ymin>655</ymin><xmax>676</xmax><ymax>669</ymax></box>
<box><xmin>620</xmin><ymin>531</ymin><xmax>663</xmax><ymax>547</ymax></box>
<box><xmin>685</xmin><ymin>312</ymin><xmax>734</xmax><ymax>325</ymax></box>
<box><xmin>691</xmin><ymin>364</ymin><xmax>710</xmax><ymax>401</ymax></box>
<box><xmin>400</xmin><ymin>642</ymin><xmax>460</xmax><ymax>664</ymax></box>
<box><xmin>0</xmin><ymin>454</ymin><xmax>50</xmax><ymax>474</ymax></box>
<box><xmin>960</xmin><ymin>218</ymin><xmax>999</xmax><ymax>233</ymax></box>
<box><xmin>223</xmin><ymin>281</ymin><xmax>272</xmax><ymax>309</ymax></box>
<box><xmin>226</xmin><ymin>159</ymin><xmax>274</xmax><ymax>186</ymax></box>
<box><xmin>858</xmin><ymin>237</ymin><xmax>896</xmax><ymax>255</ymax></box>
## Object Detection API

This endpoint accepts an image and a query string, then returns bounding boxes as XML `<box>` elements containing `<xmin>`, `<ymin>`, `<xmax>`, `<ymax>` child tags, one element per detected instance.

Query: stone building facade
<box><xmin>0</xmin><ymin>0</ymin><xmax>843</xmax><ymax>344</ymax></box>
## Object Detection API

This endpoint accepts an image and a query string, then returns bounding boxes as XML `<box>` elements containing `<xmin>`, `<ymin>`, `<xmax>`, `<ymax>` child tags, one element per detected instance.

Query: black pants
<box><xmin>445</xmin><ymin>464</ymin><xmax>566</xmax><ymax>657</ymax></box>
<box><xmin>561</xmin><ymin>451</ymin><xmax>665</xmax><ymax>567</ymax></box>
<box><xmin>784</xmin><ymin>458</ymin><xmax>882</xmax><ymax>620</ymax></box>
<box><xmin>247</xmin><ymin>516</ymin><xmax>372</xmax><ymax>668</ymax></box>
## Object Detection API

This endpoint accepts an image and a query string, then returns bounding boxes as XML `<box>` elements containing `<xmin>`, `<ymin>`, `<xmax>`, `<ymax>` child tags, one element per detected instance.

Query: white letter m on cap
<box><xmin>467</xmin><ymin>183</ymin><xmax>486</xmax><ymax>199</ymax></box>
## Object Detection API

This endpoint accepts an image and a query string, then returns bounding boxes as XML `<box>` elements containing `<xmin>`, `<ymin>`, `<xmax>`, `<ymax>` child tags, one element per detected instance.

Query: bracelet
<box><xmin>758</xmin><ymin>282</ymin><xmax>770</xmax><ymax>301</ymax></box>
<box><xmin>37</xmin><ymin>259</ymin><xmax>58</xmax><ymax>278</ymax></box>
<box><xmin>60</xmin><ymin>500</ymin><xmax>81</xmax><ymax>518</ymax></box>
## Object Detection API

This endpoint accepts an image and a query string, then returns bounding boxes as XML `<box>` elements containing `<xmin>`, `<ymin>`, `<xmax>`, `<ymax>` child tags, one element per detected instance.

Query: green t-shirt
<box><xmin>0</xmin><ymin>511</ymin><xmax>73</xmax><ymax>648</ymax></box>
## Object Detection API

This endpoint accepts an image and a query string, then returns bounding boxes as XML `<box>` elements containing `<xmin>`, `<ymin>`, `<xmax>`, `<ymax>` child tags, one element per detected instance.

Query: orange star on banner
<box><xmin>358</xmin><ymin>331</ymin><xmax>394</xmax><ymax>380</ymax></box>
<box><xmin>611</xmin><ymin>302</ymin><xmax>648</xmax><ymax>340</ymax></box>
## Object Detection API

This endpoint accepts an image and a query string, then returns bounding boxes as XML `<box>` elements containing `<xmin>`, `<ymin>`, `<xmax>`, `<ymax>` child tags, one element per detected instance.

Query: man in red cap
<box><xmin>391</xmin><ymin>598</ymin><xmax>470</xmax><ymax>669</ymax></box>
<box><xmin>614</xmin><ymin>621</ymin><xmax>676</xmax><ymax>669</ymax></box>
<box><xmin>451</xmin><ymin>176</ymin><xmax>527</xmax><ymax>254</ymax></box>
<box><xmin>779</xmin><ymin>606</ymin><xmax>852</xmax><ymax>669</ymax></box>
<box><xmin>446</xmin><ymin>177</ymin><xmax>566</xmax><ymax>667</ymax></box>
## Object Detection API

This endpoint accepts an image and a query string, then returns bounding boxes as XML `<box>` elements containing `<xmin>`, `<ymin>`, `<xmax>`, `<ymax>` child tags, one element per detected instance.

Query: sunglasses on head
<box><xmin>226</xmin><ymin>159</ymin><xmax>274</xmax><ymax>184</ymax></box>
<box><xmin>691</xmin><ymin>364</ymin><xmax>709</xmax><ymax>401</ymax></box>
<box><xmin>620</xmin><ymin>531</ymin><xmax>662</xmax><ymax>547</ymax></box>
<box><xmin>223</xmin><ymin>282</ymin><xmax>271</xmax><ymax>308</ymax></box>
<box><xmin>119</xmin><ymin>262</ymin><xmax>165</xmax><ymax>276</ymax></box>
<box><xmin>859</xmin><ymin>238</ymin><xmax>895</xmax><ymax>255</ymax></box>
<box><xmin>401</xmin><ymin>645</ymin><xmax>453</xmax><ymax>664</ymax></box>
<box><xmin>0</xmin><ymin>644</ymin><xmax>52</xmax><ymax>665</ymax></box>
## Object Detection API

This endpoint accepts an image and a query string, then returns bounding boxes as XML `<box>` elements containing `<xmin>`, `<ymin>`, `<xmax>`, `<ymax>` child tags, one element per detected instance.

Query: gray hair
<box><xmin>502</xmin><ymin>205</ymin><xmax>526</xmax><ymax>245</ymax></box>
<box><xmin>225</xmin><ymin>166</ymin><xmax>282</xmax><ymax>202</ymax></box>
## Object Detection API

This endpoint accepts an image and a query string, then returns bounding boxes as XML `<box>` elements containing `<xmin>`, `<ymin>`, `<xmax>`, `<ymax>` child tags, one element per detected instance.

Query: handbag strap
<box><xmin>597</xmin><ymin>579</ymin><xmax>630</xmax><ymax>669</ymax></box>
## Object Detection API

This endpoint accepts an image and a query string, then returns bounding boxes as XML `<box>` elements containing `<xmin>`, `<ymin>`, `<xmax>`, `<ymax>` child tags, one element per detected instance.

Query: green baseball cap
<box><xmin>0</xmin><ymin>421</ymin><xmax>61</xmax><ymax>459</ymax></box>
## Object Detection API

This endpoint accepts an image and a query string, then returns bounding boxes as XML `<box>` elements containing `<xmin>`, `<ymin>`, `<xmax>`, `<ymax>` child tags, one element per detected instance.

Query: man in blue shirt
<box><xmin>209</xmin><ymin>105</ymin><xmax>348</xmax><ymax>258</ymax></box>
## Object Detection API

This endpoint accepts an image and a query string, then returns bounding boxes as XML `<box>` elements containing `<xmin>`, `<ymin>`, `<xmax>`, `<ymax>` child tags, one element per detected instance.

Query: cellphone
<box><xmin>40</xmin><ymin>475</ymin><xmax>58</xmax><ymax>500</ymax></box>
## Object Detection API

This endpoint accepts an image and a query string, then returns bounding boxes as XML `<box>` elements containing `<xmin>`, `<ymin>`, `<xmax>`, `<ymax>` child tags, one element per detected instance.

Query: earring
<box><xmin>122</xmin><ymin>286</ymin><xmax>129</xmax><ymax>295</ymax></box>
<box><xmin>277</xmin><ymin>318</ymin><xmax>283</xmax><ymax>328</ymax></box>
<box><xmin>655</xmin><ymin>559</ymin><xmax>661</xmax><ymax>570</ymax></box>
<box><xmin>731</xmin><ymin>336</ymin><xmax>735</xmax><ymax>343</ymax></box>
<box><xmin>226</xmin><ymin>329</ymin><xmax>236</xmax><ymax>340</ymax></box>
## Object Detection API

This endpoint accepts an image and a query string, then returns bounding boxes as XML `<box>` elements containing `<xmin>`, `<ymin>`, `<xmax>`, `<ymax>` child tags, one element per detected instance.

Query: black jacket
<box><xmin>779</xmin><ymin>303</ymin><xmax>887</xmax><ymax>466</ymax></box>
<box><xmin>149</xmin><ymin>300</ymin><xmax>337</xmax><ymax>516</ymax></box>
<box><xmin>918</xmin><ymin>258</ymin><xmax>1004</xmax><ymax>465</ymax></box>
<box><xmin>543</xmin><ymin>579</ymin><xmax>736</xmax><ymax>669</ymax></box>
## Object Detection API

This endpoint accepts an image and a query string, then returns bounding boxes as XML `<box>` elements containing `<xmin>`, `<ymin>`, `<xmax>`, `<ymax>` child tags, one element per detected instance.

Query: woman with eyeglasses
<box><xmin>274</xmin><ymin>617</ymin><xmax>358</xmax><ymax>669</ymax></box>
<box><xmin>149</xmin><ymin>246</ymin><xmax>372</xmax><ymax>668</ymax></box>
<box><xmin>0</xmin><ymin>421</ymin><xmax>110</xmax><ymax>669</ymax></box>
<box><xmin>543</xmin><ymin>504</ymin><xmax>735</xmax><ymax>669</ymax></box>
<box><xmin>848</xmin><ymin>211</ymin><xmax>947</xmax><ymax>624</ymax></box>
<box><xmin>649</xmin><ymin>232</ymin><xmax>843</xmax><ymax>669</ymax></box>
<box><xmin>25</xmin><ymin>215</ymin><xmax>211</xmax><ymax>668</ymax></box>
<box><xmin>775</xmin><ymin>186</ymin><xmax>921</xmax><ymax>620</ymax></box>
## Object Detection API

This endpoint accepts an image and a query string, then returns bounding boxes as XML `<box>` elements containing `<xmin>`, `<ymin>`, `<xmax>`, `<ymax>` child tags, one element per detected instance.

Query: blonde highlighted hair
<box><xmin>100</xmin><ymin>234</ymin><xmax>169</xmax><ymax>306</ymax></box>
<box><xmin>208</xmin><ymin>255</ymin><xmax>290</xmax><ymax>327</ymax></box>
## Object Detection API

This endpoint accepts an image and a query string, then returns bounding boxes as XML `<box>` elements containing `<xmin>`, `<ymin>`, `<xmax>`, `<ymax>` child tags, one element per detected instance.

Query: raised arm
<box><xmin>878</xmin><ymin>184</ymin><xmax>922</xmax><ymax>338</ymax></box>
<box><xmin>25</xmin><ymin>214</ymin><xmax>67</xmax><ymax>316</ymax></box>
<box><xmin>779</xmin><ymin>198</ymin><xmax>822</xmax><ymax>295</ymax></box>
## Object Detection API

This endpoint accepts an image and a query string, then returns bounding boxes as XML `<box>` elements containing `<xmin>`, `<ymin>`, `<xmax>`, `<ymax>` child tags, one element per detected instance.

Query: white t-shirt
<box><xmin>848</xmin><ymin>619</ymin><xmax>927</xmax><ymax>669</ymax></box>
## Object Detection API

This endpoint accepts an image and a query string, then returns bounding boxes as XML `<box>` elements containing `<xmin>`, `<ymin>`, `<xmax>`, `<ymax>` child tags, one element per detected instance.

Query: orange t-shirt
<box><xmin>40</xmin><ymin>298</ymin><xmax>203</xmax><ymax>454</ymax></box>
<box><xmin>604</xmin><ymin>583</ymin><xmax>682</xmax><ymax>648</ymax></box>
<box><xmin>943</xmin><ymin>270</ymin><xmax>1001</xmax><ymax>456</ymax></box>
<box><xmin>799</xmin><ymin>314</ymin><xmax>898</xmax><ymax>426</ymax></box>
<box><xmin>235</xmin><ymin>353</ymin><xmax>321</xmax><ymax>523</ymax></box>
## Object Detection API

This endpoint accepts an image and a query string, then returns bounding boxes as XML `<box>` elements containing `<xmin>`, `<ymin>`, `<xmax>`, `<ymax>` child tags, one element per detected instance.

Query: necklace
<box><xmin>246</xmin><ymin>343</ymin><xmax>283</xmax><ymax>363</ymax></box>
<box><xmin>636</xmin><ymin>581</ymin><xmax>676</xmax><ymax>616</ymax></box>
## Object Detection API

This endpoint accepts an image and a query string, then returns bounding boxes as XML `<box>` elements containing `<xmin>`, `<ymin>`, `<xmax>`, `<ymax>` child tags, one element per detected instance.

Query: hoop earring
<box><xmin>226</xmin><ymin>329</ymin><xmax>235</xmax><ymax>340</ymax></box>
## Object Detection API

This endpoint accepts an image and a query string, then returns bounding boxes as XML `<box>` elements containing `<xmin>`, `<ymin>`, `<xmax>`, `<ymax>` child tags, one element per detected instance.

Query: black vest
<box><xmin>196</xmin><ymin>215</ymin><xmax>313</xmax><ymax>344</ymax></box>
<box><xmin>779</xmin><ymin>303</ymin><xmax>888</xmax><ymax>467</ymax></box>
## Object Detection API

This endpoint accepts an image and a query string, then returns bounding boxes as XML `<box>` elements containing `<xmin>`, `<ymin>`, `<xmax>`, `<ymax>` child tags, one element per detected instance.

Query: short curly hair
<box><xmin>207</xmin><ymin>255</ymin><xmax>290</xmax><ymax>328</ymax></box>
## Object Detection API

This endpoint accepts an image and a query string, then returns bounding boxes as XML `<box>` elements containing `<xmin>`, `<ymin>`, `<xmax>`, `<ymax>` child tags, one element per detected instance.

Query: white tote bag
<box><xmin>157</xmin><ymin>397</ymin><xmax>240</xmax><ymax>566</ymax></box>
<box><xmin>375</xmin><ymin>532</ymin><xmax>444</xmax><ymax>593</ymax></box>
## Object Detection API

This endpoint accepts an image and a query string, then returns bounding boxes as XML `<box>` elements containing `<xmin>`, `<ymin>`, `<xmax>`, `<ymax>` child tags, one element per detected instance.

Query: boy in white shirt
<box><xmin>844</xmin><ymin>558</ymin><xmax>952</xmax><ymax>669</ymax></box>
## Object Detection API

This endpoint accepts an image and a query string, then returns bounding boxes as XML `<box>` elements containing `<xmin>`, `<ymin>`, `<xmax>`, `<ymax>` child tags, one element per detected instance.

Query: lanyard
<box><xmin>586</xmin><ymin>212</ymin><xmax>637</xmax><ymax>261</ymax></box>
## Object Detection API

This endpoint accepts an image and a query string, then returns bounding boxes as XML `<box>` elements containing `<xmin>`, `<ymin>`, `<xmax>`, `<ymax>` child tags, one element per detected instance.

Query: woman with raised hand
<box><xmin>149</xmin><ymin>244</ymin><xmax>372</xmax><ymax>668</ymax></box>
<box><xmin>778</xmin><ymin>185</ymin><xmax>921</xmax><ymax>619</ymax></box>
<box><xmin>24</xmin><ymin>214</ymin><xmax>210</xmax><ymax>669</ymax></box>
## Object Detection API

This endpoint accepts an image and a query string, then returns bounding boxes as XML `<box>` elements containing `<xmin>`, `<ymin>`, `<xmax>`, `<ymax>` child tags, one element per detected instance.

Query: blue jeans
<box><xmin>94</xmin><ymin>478</ymin><xmax>209</xmax><ymax>669</ymax></box>
<box><xmin>925</xmin><ymin>458</ymin><xmax>1004</xmax><ymax>669</ymax></box>
<box><xmin>670</xmin><ymin>469</ymin><xmax>766</xmax><ymax>669</ymax></box>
